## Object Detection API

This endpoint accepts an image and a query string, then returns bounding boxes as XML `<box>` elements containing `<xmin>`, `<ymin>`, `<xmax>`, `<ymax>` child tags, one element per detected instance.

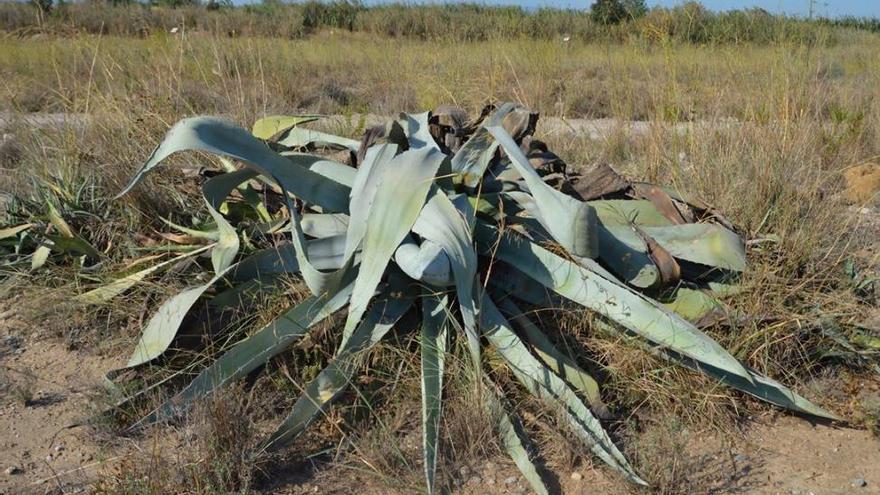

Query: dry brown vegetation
<box><xmin>1</xmin><ymin>23</ymin><xmax>879</xmax><ymax>495</ymax></box>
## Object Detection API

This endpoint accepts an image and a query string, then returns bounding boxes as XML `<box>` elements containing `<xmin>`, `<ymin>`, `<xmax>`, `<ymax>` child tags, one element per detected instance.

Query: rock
<box><xmin>459</xmin><ymin>465</ymin><xmax>470</xmax><ymax>478</ymax></box>
<box><xmin>4</xmin><ymin>466</ymin><xmax>22</xmax><ymax>475</ymax></box>
<box><xmin>852</xmin><ymin>478</ymin><xmax>867</xmax><ymax>488</ymax></box>
<box><xmin>504</xmin><ymin>476</ymin><xmax>518</xmax><ymax>485</ymax></box>
<box><xmin>54</xmin><ymin>445</ymin><xmax>64</xmax><ymax>452</ymax></box>
<box><xmin>570</xmin><ymin>471</ymin><xmax>583</xmax><ymax>481</ymax></box>
<box><xmin>466</xmin><ymin>476</ymin><xmax>481</xmax><ymax>487</ymax></box>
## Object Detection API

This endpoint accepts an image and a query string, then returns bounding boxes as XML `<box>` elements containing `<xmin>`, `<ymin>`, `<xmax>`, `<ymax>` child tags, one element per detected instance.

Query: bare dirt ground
<box><xmin>2</xmin><ymin>312</ymin><xmax>880</xmax><ymax>495</ymax></box>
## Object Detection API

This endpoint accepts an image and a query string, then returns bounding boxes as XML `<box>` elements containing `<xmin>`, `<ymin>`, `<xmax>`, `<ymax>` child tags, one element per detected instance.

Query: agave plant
<box><xmin>104</xmin><ymin>103</ymin><xmax>837</xmax><ymax>493</ymax></box>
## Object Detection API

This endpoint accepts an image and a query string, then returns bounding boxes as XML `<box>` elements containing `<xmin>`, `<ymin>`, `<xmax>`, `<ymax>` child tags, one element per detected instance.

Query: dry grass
<box><xmin>1</xmin><ymin>28</ymin><xmax>879</xmax><ymax>494</ymax></box>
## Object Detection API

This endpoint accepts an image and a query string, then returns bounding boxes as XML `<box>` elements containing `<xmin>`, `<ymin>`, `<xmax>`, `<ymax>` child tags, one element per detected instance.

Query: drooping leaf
<box><xmin>484</xmin><ymin>378</ymin><xmax>550</xmax><ymax>495</ymax></box>
<box><xmin>118</xmin><ymin>117</ymin><xmax>351</xmax><ymax>213</ymax></box>
<box><xmin>263</xmin><ymin>281</ymin><xmax>413</xmax><ymax>449</ymax></box>
<box><xmin>495</xmin><ymin>296</ymin><xmax>609</xmax><ymax>417</ymax></box>
<box><xmin>126</xmin><ymin>265</ymin><xmax>235</xmax><ymax>367</ymax></box>
<box><xmin>420</xmin><ymin>293</ymin><xmax>449</xmax><ymax>495</ymax></box>
<box><xmin>412</xmin><ymin>189</ymin><xmax>481</xmax><ymax>368</ymax></box>
<box><xmin>476</xmin><ymin>225</ymin><xmax>753</xmax><ymax>384</ymax></box>
<box><xmin>484</xmin><ymin>103</ymin><xmax>598</xmax><ymax>258</ymax></box>
<box><xmin>339</xmin><ymin>147</ymin><xmax>445</xmax><ymax>348</ymax></box>
<box><xmin>138</xmin><ymin>281</ymin><xmax>356</xmax><ymax>427</ymax></box>
<box><xmin>481</xmin><ymin>295</ymin><xmax>646</xmax><ymax>485</ymax></box>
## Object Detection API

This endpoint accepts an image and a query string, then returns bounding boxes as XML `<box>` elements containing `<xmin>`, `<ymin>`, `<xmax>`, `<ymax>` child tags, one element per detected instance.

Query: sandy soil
<box><xmin>2</xmin><ymin>325</ymin><xmax>879</xmax><ymax>495</ymax></box>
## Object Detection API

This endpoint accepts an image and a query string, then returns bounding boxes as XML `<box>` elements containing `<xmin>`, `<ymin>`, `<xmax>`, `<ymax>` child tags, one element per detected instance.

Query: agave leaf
<box><xmin>275</xmin><ymin>127</ymin><xmax>360</xmax><ymax>151</ymax></box>
<box><xmin>205</xmin><ymin>203</ymin><xmax>239</xmax><ymax>274</ymax></box>
<box><xmin>117</xmin><ymin>117</ymin><xmax>351</xmax><ymax>213</ymax></box>
<box><xmin>604</xmin><ymin>224</ymin><xmax>747</xmax><ymax>272</ymax></box>
<box><xmin>413</xmin><ymin>189</ymin><xmax>481</xmax><ymax>368</ymax></box>
<box><xmin>126</xmin><ymin>265</ymin><xmax>236</xmax><ymax>367</ymax></box>
<box><xmin>484</xmin><ymin>378</ymin><xmax>550</xmax><ymax>495</ymax></box>
<box><xmin>589</xmin><ymin>200</ymin><xmax>675</xmax><ymax>227</ymax></box>
<box><xmin>481</xmin><ymin>295</ymin><xmax>646</xmax><ymax>485</ymax></box>
<box><xmin>394</xmin><ymin>239</ymin><xmax>454</xmax><ymax>287</ymax></box>
<box><xmin>451</xmin><ymin>126</ymin><xmax>498</xmax><ymax>187</ymax></box>
<box><xmin>600</xmin><ymin>319</ymin><xmax>839</xmax><ymax>420</ymax></box>
<box><xmin>421</xmin><ymin>293</ymin><xmax>449</xmax><ymax>495</ymax></box>
<box><xmin>344</xmin><ymin>143</ymin><xmax>399</xmax><ymax>260</ymax></box>
<box><xmin>251</xmin><ymin>115</ymin><xmax>320</xmax><ymax>140</ymax></box>
<box><xmin>485</xmin><ymin>103</ymin><xmax>597</xmax><ymax>258</ymax></box>
<box><xmin>476</xmin><ymin>225</ymin><xmax>753</xmax><ymax>384</ymax></box>
<box><xmin>300</xmin><ymin>213</ymin><xmax>350</xmax><ymax>239</ymax></box>
<box><xmin>263</xmin><ymin>281</ymin><xmax>413</xmax><ymax>450</ymax></box>
<box><xmin>339</xmin><ymin>147</ymin><xmax>445</xmax><ymax>349</ymax></box>
<box><xmin>301</xmin><ymin>157</ymin><xmax>357</xmax><ymax>188</ymax></box>
<box><xmin>0</xmin><ymin>223</ymin><xmax>33</xmax><ymax>240</ymax></box>
<box><xmin>230</xmin><ymin>235</ymin><xmax>351</xmax><ymax>283</ymax></box>
<box><xmin>137</xmin><ymin>281</ymin><xmax>356</xmax><ymax>427</ymax></box>
<box><xmin>595</xmin><ymin>224</ymin><xmax>659</xmax><ymax>288</ymax></box>
<box><xmin>401</xmin><ymin>111</ymin><xmax>440</xmax><ymax>151</ymax></box>
<box><xmin>662</xmin><ymin>287</ymin><xmax>724</xmax><ymax>323</ymax></box>
<box><xmin>495</xmin><ymin>296</ymin><xmax>609</xmax><ymax>417</ymax></box>
<box><xmin>77</xmin><ymin>245</ymin><xmax>214</xmax><ymax>305</ymax></box>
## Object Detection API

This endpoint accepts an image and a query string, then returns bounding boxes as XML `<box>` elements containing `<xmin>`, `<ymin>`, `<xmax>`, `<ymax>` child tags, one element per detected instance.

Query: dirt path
<box><xmin>3</xmin><ymin>324</ymin><xmax>878</xmax><ymax>495</ymax></box>
<box><xmin>0</xmin><ymin>317</ymin><xmax>122</xmax><ymax>495</ymax></box>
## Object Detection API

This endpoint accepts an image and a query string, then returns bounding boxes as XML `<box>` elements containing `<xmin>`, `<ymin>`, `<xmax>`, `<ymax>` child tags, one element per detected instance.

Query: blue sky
<box><xmin>350</xmin><ymin>1</ymin><xmax>879</xmax><ymax>18</ymax></box>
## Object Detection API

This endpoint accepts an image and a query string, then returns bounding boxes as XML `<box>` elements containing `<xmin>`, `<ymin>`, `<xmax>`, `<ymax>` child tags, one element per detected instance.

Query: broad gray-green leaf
<box><xmin>339</xmin><ymin>147</ymin><xmax>444</xmax><ymax>349</ymax></box>
<box><xmin>118</xmin><ymin>117</ymin><xmax>350</xmax><ymax>213</ymax></box>
<box><xmin>451</xmin><ymin>126</ymin><xmax>498</xmax><ymax>187</ymax></box>
<box><xmin>495</xmin><ymin>296</ymin><xmax>608</xmax><ymax>417</ymax></box>
<box><xmin>263</xmin><ymin>284</ymin><xmax>413</xmax><ymax>449</ymax></box>
<box><xmin>484</xmin><ymin>379</ymin><xmax>550</xmax><ymax>495</ymax></box>
<box><xmin>394</xmin><ymin>240</ymin><xmax>453</xmax><ymax>287</ymax></box>
<box><xmin>344</xmin><ymin>143</ymin><xmax>399</xmax><ymax>260</ymax></box>
<box><xmin>603</xmin><ymin>320</ymin><xmax>840</xmax><ymax>420</ymax></box>
<box><xmin>401</xmin><ymin>111</ymin><xmax>440</xmax><ymax>151</ymax></box>
<box><xmin>301</xmin><ymin>213</ymin><xmax>350</xmax><ymax>239</ymax></box>
<box><xmin>481</xmin><ymin>295</ymin><xmax>646</xmax><ymax>485</ymax></box>
<box><xmin>421</xmin><ymin>293</ymin><xmax>449</xmax><ymax>495</ymax></box>
<box><xmin>604</xmin><ymin>224</ymin><xmax>746</xmax><ymax>272</ymax></box>
<box><xmin>303</xmin><ymin>158</ymin><xmax>357</xmax><ymax>187</ymax></box>
<box><xmin>413</xmin><ymin>189</ymin><xmax>481</xmax><ymax>368</ymax></box>
<box><xmin>485</xmin><ymin>104</ymin><xmax>597</xmax><ymax>258</ymax></box>
<box><xmin>138</xmin><ymin>282</ymin><xmax>355</xmax><ymax>427</ymax></box>
<box><xmin>230</xmin><ymin>235</ymin><xmax>350</xmax><ymax>283</ymax></box>
<box><xmin>476</xmin><ymin>225</ymin><xmax>753</xmax><ymax>384</ymax></box>
<box><xmin>127</xmin><ymin>266</ymin><xmax>235</xmax><ymax>367</ymax></box>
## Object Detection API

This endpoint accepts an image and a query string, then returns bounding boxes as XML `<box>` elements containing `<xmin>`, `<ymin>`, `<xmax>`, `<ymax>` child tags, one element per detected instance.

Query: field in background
<box><xmin>1</xmin><ymin>17</ymin><xmax>880</xmax><ymax>495</ymax></box>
